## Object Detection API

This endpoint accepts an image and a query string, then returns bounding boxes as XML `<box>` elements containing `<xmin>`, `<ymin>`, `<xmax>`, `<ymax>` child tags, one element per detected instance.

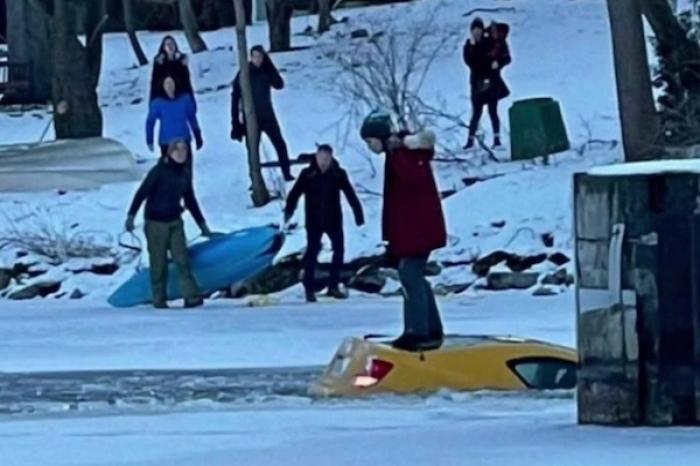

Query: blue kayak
<box><xmin>108</xmin><ymin>226</ymin><xmax>284</xmax><ymax>308</ymax></box>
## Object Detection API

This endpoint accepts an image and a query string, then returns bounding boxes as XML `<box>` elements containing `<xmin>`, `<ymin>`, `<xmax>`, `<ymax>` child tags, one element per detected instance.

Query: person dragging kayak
<box><xmin>125</xmin><ymin>140</ymin><xmax>213</xmax><ymax>309</ymax></box>
<box><xmin>361</xmin><ymin>111</ymin><xmax>447</xmax><ymax>351</ymax></box>
<box><xmin>285</xmin><ymin>144</ymin><xmax>364</xmax><ymax>303</ymax></box>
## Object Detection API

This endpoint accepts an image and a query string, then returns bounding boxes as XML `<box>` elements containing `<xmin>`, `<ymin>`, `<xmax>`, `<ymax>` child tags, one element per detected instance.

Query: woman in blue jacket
<box><xmin>146</xmin><ymin>77</ymin><xmax>203</xmax><ymax>170</ymax></box>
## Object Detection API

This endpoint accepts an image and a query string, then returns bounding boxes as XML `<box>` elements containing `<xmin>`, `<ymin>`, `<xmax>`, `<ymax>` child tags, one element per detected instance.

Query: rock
<box><xmin>533</xmin><ymin>286</ymin><xmax>559</xmax><ymax>297</ymax></box>
<box><xmin>541</xmin><ymin>233</ymin><xmax>555</xmax><ymax>248</ymax></box>
<box><xmin>70</xmin><ymin>289</ymin><xmax>86</xmax><ymax>300</ymax></box>
<box><xmin>71</xmin><ymin>262</ymin><xmax>119</xmax><ymax>276</ymax></box>
<box><xmin>434</xmin><ymin>283</ymin><xmax>472</xmax><ymax>296</ymax></box>
<box><xmin>9</xmin><ymin>281</ymin><xmax>62</xmax><ymax>300</ymax></box>
<box><xmin>351</xmin><ymin>29</ymin><xmax>370</xmax><ymax>39</ymax></box>
<box><xmin>0</xmin><ymin>268</ymin><xmax>11</xmax><ymax>291</ymax></box>
<box><xmin>491</xmin><ymin>220</ymin><xmax>506</xmax><ymax>229</ymax></box>
<box><xmin>542</xmin><ymin>268</ymin><xmax>574</xmax><ymax>287</ymax></box>
<box><xmin>472</xmin><ymin>250</ymin><xmax>511</xmax><ymax>277</ymax></box>
<box><xmin>16</xmin><ymin>251</ymin><xmax>28</xmax><ymax>258</ymax></box>
<box><xmin>486</xmin><ymin>272</ymin><xmax>539</xmax><ymax>291</ymax></box>
<box><xmin>440</xmin><ymin>189</ymin><xmax>457</xmax><ymax>200</ymax></box>
<box><xmin>348</xmin><ymin>266</ymin><xmax>387</xmax><ymax>294</ymax></box>
<box><xmin>505</xmin><ymin>253</ymin><xmax>547</xmax><ymax>272</ymax></box>
<box><xmin>11</xmin><ymin>262</ymin><xmax>47</xmax><ymax>279</ymax></box>
<box><xmin>425</xmin><ymin>261</ymin><xmax>442</xmax><ymax>277</ymax></box>
<box><xmin>548</xmin><ymin>252</ymin><xmax>571</xmax><ymax>266</ymax></box>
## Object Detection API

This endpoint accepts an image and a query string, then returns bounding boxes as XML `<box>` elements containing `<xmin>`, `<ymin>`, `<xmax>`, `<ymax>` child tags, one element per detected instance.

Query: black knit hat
<box><xmin>471</xmin><ymin>17</ymin><xmax>484</xmax><ymax>31</ymax></box>
<box><xmin>250</xmin><ymin>45</ymin><xmax>266</xmax><ymax>55</ymax></box>
<box><xmin>360</xmin><ymin>110</ymin><xmax>394</xmax><ymax>141</ymax></box>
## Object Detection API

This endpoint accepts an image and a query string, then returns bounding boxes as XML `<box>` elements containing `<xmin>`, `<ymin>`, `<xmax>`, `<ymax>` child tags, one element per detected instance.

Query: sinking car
<box><xmin>309</xmin><ymin>335</ymin><xmax>577</xmax><ymax>396</ymax></box>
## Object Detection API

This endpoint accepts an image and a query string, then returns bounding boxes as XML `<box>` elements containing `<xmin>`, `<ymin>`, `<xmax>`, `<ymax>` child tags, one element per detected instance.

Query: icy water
<box><xmin>0</xmin><ymin>367</ymin><xmax>574</xmax><ymax>419</ymax></box>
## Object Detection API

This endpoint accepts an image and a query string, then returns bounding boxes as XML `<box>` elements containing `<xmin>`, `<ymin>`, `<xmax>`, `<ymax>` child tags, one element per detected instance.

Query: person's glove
<box><xmin>200</xmin><ymin>223</ymin><xmax>213</xmax><ymax>237</ymax></box>
<box><xmin>194</xmin><ymin>130</ymin><xmax>204</xmax><ymax>150</ymax></box>
<box><xmin>125</xmin><ymin>215</ymin><xmax>135</xmax><ymax>232</ymax></box>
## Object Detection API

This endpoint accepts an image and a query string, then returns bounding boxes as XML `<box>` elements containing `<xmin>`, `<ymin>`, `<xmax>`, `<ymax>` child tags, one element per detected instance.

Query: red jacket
<box><xmin>382</xmin><ymin>131</ymin><xmax>447</xmax><ymax>258</ymax></box>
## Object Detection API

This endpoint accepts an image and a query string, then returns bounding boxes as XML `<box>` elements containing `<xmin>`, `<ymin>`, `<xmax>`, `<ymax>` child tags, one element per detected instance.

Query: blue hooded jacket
<box><xmin>146</xmin><ymin>94</ymin><xmax>200</xmax><ymax>147</ymax></box>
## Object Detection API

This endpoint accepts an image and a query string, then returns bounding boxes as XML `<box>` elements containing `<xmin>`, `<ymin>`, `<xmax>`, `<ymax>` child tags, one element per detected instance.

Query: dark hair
<box><xmin>317</xmin><ymin>144</ymin><xmax>333</xmax><ymax>155</ymax></box>
<box><xmin>250</xmin><ymin>45</ymin><xmax>266</xmax><ymax>56</ymax></box>
<box><xmin>471</xmin><ymin>17</ymin><xmax>484</xmax><ymax>31</ymax></box>
<box><xmin>158</xmin><ymin>35</ymin><xmax>180</xmax><ymax>57</ymax></box>
<box><xmin>168</xmin><ymin>139</ymin><xmax>189</xmax><ymax>156</ymax></box>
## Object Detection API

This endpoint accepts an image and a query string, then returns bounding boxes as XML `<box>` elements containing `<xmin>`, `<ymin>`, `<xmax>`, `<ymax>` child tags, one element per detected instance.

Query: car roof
<box><xmin>365</xmin><ymin>334</ymin><xmax>574</xmax><ymax>353</ymax></box>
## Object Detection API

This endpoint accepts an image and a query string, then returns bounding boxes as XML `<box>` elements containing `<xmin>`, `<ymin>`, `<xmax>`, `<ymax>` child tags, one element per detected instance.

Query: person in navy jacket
<box><xmin>146</xmin><ymin>76</ymin><xmax>203</xmax><ymax>171</ymax></box>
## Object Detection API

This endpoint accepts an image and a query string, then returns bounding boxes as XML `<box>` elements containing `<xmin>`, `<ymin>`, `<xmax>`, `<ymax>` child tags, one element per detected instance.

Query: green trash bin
<box><xmin>509</xmin><ymin>97</ymin><xmax>570</xmax><ymax>161</ymax></box>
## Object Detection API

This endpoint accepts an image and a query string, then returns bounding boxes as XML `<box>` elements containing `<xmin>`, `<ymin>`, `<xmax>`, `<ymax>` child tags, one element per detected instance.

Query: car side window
<box><xmin>508</xmin><ymin>358</ymin><xmax>576</xmax><ymax>390</ymax></box>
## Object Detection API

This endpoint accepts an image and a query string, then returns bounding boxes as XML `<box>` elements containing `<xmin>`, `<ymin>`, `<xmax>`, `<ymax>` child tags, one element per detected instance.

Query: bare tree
<box><xmin>607</xmin><ymin>0</ymin><xmax>659</xmax><ymax>161</ymax></box>
<box><xmin>233</xmin><ymin>0</ymin><xmax>270</xmax><ymax>207</ymax></box>
<box><xmin>178</xmin><ymin>0</ymin><xmax>208</xmax><ymax>53</ymax></box>
<box><xmin>40</xmin><ymin>0</ymin><xmax>106</xmax><ymax>139</ymax></box>
<box><xmin>328</xmin><ymin>7</ymin><xmax>459</xmax><ymax>139</ymax></box>
<box><xmin>266</xmin><ymin>0</ymin><xmax>293</xmax><ymax>51</ymax></box>
<box><xmin>318</xmin><ymin>0</ymin><xmax>333</xmax><ymax>34</ymax></box>
<box><xmin>122</xmin><ymin>0</ymin><xmax>148</xmax><ymax>66</ymax></box>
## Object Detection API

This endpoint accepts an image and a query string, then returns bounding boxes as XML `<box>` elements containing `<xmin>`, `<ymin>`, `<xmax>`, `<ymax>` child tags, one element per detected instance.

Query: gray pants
<box><xmin>145</xmin><ymin>219</ymin><xmax>201</xmax><ymax>306</ymax></box>
<box><xmin>398</xmin><ymin>255</ymin><xmax>444</xmax><ymax>338</ymax></box>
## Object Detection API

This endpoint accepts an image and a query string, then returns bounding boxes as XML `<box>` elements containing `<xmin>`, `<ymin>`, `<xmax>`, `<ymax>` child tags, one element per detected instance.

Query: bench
<box><xmin>0</xmin><ymin>62</ymin><xmax>31</xmax><ymax>99</ymax></box>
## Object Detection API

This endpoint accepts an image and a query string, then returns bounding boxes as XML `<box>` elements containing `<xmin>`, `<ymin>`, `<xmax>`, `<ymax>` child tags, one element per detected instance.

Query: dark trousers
<box><xmin>145</xmin><ymin>219</ymin><xmax>201</xmax><ymax>306</ymax></box>
<box><xmin>159</xmin><ymin>143</ymin><xmax>193</xmax><ymax>174</ymax></box>
<box><xmin>468</xmin><ymin>98</ymin><xmax>500</xmax><ymax>138</ymax></box>
<box><xmin>303</xmin><ymin>228</ymin><xmax>344</xmax><ymax>292</ymax></box>
<box><xmin>398</xmin><ymin>255</ymin><xmax>444</xmax><ymax>339</ymax></box>
<box><xmin>257</xmin><ymin>118</ymin><xmax>291</xmax><ymax>177</ymax></box>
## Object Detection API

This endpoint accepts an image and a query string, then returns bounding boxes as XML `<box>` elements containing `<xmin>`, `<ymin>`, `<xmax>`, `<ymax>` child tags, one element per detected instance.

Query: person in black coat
<box><xmin>150</xmin><ymin>36</ymin><xmax>196</xmax><ymax>106</ymax></box>
<box><xmin>284</xmin><ymin>145</ymin><xmax>364</xmax><ymax>302</ymax></box>
<box><xmin>463</xmin><ymin>18</ymin><xmax>511</xmax><ymax>149</ymax></box>
<box><xmin>231</xmin><ymin>45</ymin><xmax>294</xmax><ymax>181</ymax></box>
<box><xmin>125</xmin><ymin>140</ymin><xmax>212</xmax><ymax>309</ymax></box>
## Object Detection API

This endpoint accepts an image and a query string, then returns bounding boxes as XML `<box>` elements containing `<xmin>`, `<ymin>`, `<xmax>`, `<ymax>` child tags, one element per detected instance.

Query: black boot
<box><xmin>327</xmin><ymin>287</ymin><xmax>348</xmax><ymax>300</ymax></box>
<box><xmin>283</xmin><ymin>172</ymin><xmax>295</xmax><ymax>182</ymax></box>
<box><xmin>463</xmin><ymin>137</ymin><xmax>475</xmax><ymax>150</ymax></box>
<box><xmin>184</xmin><ymin>297</ymin><xmax>204</xmax><ymax>309</ymax></box>
<box><xmin>493</xmin><ymin>135</ymin><xmax>502</xmax><ymax>148</ymax></box>
<box><xmin>305</xmin><ymin>290</ymin><xmax>317</xmax><ymax>303</ymax></box>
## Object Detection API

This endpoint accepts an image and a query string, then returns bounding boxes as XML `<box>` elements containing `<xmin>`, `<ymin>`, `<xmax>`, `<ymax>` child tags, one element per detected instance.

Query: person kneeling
<box><xmin>285</xmin><ymin>145</ymin><xmax>364</xmax><ymax>303</ymax></box>
<box><xmin>125</xmin><ymin>140</ymin><xmax>213</xmax><ymax>309</ymax></box>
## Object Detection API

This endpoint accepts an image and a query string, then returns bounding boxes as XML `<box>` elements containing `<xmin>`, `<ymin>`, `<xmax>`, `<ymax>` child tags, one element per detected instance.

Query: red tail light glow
<box><xmin>353</xmin><ymin>358</ymin><xmax>394</xmax><ymax>388</ymax></box>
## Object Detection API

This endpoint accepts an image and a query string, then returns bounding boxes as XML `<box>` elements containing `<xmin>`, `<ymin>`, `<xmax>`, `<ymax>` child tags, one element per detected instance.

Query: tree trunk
<box><xmin>122</xmin><ymin>0</ymin><xmax>148</xmax><ymax>66</ymax></box>
<box><xmin>178</xmin><ymin>0</ymin><xmax>208</xmax><ymax>53</ymax></box>
<box><xmin>84</xmin><ymin>0</ymin><xmax>107</xmax><ymax>90</ymax></box>
<box><xmin>318</xmin><ymin>0</ymin><xmax>332</xmax><ymax>34</ymax></box>
<box><xmin>607</xmin><ymin>0</ymin><xmax>659</xmax><ymax>161</ymax></box>
<box><xmin>266</xmin><ymin>0</ymin><xmax>293</xmax><ymax>52</ymax></box>
<box><xmin>52</xmin><ymin>0</ymin><xmax>103</xmax><ymax>139</ymax></box>
<box><xmin>233</xmin><ymin>0</ymin><xmax>270</xmax><ymax>207</ymax></box>
<box><xmin>5</xmin><ymin>0</ymin><xmax>52</xmax><ymax>103</ymax></box>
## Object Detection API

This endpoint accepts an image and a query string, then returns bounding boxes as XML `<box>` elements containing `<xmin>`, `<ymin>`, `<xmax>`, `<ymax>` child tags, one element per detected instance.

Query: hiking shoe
<box><xmin>184</xmin><ymin>297</ymin><xmax>204</xmax><ymax>309</ymax></box>
<box><xmin>327</xmin><ymin>287</ymin><xmax>348</xmax><ymax>300</ymax></box>
<box><xmin>493</xmin><ymin>136</ymin><xmax>502</xmax><ymax>148</ymax></box>
<box><xmin>305</xmin><ymin>290</ymin><xmax>317</xmax><ymax>303</ymax></box>
<box><xmin>284</xmin><ymin>174</ymin><xmax>296</xmax><ymax>182</ymax></box>
<box><xmin>463</xmin><ymin>138</ymin><xmax>475</xmax><ymax>150</ymax></box>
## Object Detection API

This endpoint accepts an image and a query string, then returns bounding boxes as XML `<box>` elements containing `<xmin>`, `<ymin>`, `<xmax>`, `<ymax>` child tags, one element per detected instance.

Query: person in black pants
<box><xmin>284</xmin><ymin>145</ymin><xmax>364</xmax><ymax>303</ymax></box>
<box><xmin>463</xmin><ymin>18</ymin><xmax>511</xmax><ymax>149</ymax></box>
<box><xmin>231</xmin><ymin>45</ymin><xmax>294</xmax><ymax>181</ymax></box>
<box><xmin>150</xmin><ymin>36</ymin><xmax>196</xmax><ymax>108</ymax></box>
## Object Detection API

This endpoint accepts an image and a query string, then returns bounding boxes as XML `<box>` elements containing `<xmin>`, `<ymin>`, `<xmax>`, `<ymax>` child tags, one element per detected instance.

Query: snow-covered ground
<box><xmin>4</xmin><ymin>0</ymin><xmax>686</xmax><ymax>464</ymax></box>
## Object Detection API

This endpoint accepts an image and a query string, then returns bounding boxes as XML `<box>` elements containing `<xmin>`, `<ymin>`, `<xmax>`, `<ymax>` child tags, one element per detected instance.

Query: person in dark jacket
<box><xmin>125</xmin><ymin>140</ymin><xmax>213</xmax><ymax>309</ymax></box>
<box><xmin>231</xmin><ymin>45</ymin><xmax>294</xmax><ymax>181</ymax></box>
<box><xmin>146</xmin><ymin>77</ymin><xmax>203</xmax><ymax>170</ymax></box>
<box><xmin>150</xmin><ymin>36</ymin><xmax>196</xmax><ymax>106</ymax></box>
<box><xmin>361</xmin><ymin>111</ymin><xmax>447</xmax><ymax>351</ymax></box>
<box><xmin>285</xmin><ymin>145</ymin><xmax>364</xmax><ymax>303</ymax></box>
<box><xmin>463</xmin><ymin>18</ymin><xmax>511</xmax><ymax>149</ymax></box>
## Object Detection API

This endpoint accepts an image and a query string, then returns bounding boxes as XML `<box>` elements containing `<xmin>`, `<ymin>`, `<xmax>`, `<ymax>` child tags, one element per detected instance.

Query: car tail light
<box><xmin>353</xmin><ymin>358</ymin><xmax>394</xmax><ymax>388</ymax></box>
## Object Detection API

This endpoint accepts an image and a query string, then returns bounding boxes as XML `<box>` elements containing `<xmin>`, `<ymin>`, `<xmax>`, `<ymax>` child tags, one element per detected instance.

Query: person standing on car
<box><xmin>284</xmin><ymin>144</ymin><xmax>365</xmax><ymax>303</ymax></box>
<box><xmin>146</xmin><ymin>77</ymin><xmax>203</xmax><ymax>171</ymax></box>
<box><xmin>150</xmin><ymin>35</ymin><xmax>196</xmax><ymax>107</ymax></box>
<box><xmin>463</xmin><ymin>18</ymin><xmax>511</xmax><ymax>150</ymax></box>
<box><xmin>360</xmin><ymin>111</ymin><xmax>447</xmax><ymax>351</ymax></box>
<box><xmin>231</xmin><ymin>45</ymin><xmax>294</xmax><ymax>182</ymax></box>
<box><xmin>125</xmin><ymin>140</ymin><xmax>213</xmax><ymax>309</ymax></box>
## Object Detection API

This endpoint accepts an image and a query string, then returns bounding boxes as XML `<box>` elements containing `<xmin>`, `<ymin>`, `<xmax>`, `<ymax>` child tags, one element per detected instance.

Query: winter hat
<box><xmin>360</xmin><ymin>110</ymin><xmax>394</xmax><ymax>141</ymax></box>
<box><xmin>471</xmin><ymin>17</ymin><xmax>484</xmax><ymax>31</ymax></box>
<box><xmin>251</xmin><ymin>45</ymin><xmax>266</xmax><ymax>55</ymax></box>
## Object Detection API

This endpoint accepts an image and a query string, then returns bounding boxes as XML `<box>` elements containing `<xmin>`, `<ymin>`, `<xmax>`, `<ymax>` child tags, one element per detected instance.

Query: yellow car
<box><xmin>309</xmin><ymin>335</ymin><xmax>578</xmax><ymax>396</ymax></box>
